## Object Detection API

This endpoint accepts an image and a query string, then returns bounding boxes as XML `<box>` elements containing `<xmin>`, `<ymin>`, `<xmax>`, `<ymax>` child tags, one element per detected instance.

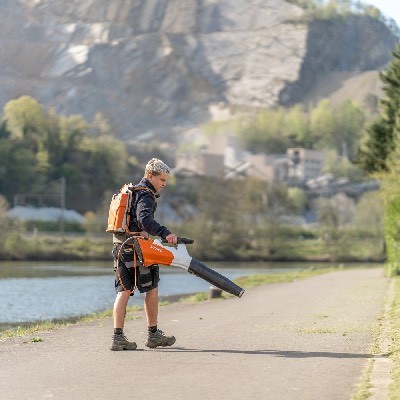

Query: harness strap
<box><xmin>116</xmin><ymin>235</ymin><xmax>141</xmax><ymax>294</ymax></box>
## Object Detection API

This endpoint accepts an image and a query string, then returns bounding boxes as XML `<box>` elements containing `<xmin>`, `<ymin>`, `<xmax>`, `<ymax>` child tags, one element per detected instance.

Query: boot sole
<box><xmin>145</xmin><ymin>338</ymin><xmax>176</xmax><ymax>348</ymax></box>
<box><xmin>110</xmin><ymin>344</ymin><xmax>137</xmax><ymax>351</ymax></box>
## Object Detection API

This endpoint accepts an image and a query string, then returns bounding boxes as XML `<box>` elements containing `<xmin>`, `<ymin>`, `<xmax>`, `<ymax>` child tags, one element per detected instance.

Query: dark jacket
<box><xmin>128</xmin><ymin>178</ymin><xmax>171</xmax><ymax>240</ymax></box>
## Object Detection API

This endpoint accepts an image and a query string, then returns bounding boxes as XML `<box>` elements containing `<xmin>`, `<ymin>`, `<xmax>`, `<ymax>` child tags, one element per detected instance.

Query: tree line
<box><xmin>287</xmin><ymin>0</ymin><xmax>399</xmax><ymax>35</ymax></box>
<box><xmin>0</xmin><ymin>96</ymin><xmax>171</xmax><ymax>214</ymax></box>
<box><xmin>0</xmin><ymin>94</ymin><xmax>370</xmax><ymax>220</ymax></box>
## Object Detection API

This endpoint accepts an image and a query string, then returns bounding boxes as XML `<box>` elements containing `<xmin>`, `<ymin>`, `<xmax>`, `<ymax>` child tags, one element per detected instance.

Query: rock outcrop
<box><xmin>0</xmin><ymin>0</ymin><xmax>397</xmax><ymax>141</ymax></box>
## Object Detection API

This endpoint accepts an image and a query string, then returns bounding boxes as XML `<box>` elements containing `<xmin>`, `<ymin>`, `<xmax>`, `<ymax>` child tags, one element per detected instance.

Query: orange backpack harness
<box><xmin>106</xmin><ymin>184</ymin><xmax>156</xmax><ymax>293</ymax></box>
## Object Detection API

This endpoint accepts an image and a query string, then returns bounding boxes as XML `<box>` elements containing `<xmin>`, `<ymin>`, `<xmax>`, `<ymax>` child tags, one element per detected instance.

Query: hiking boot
<box><xmin>110</xmin><ymin>334</ymin><xmax>137</xmax><ymax>351</ymax></box>
<box><xmin>145</xmin><ymin>329</ymin><xmax>176</xmax><ymax>348</ymax></box>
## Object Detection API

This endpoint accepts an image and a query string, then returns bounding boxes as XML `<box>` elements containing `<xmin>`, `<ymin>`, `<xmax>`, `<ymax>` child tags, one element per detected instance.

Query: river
<box><xmin>0</xmin><ymin>260</ymin><xmax>375</xmax><ymax>326</ymax></box>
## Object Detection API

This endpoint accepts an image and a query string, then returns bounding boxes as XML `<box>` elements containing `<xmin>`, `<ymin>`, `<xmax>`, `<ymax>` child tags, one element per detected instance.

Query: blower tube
<box><xmin>188</xmin><ymin>258</ymin><xmax>245</xmax><ymax>298</ymax></box>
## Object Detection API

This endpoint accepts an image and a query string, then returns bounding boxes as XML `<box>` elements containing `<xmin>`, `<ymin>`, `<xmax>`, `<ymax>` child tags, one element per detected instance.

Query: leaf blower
<box><xmin>129</xmin><ymin>236</ymin><xmax>244</xmax><ymax>298</ymax></box>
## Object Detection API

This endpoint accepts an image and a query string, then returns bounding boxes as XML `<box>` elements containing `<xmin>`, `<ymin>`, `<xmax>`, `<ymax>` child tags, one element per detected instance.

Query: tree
<box><xmin>3</xmin><ymin>96</ymin><xmax>46</xmax><ymax>146</ymax></box>
<box><xmin>90</xmin><ymin>112</ymin><xmax>112</xmax><ymax>137</ymax></box>
<box><xmin>238</xmin><ymin>109</ymin><xmax>290</xmax><ymax>153</ymax></box>
<box><xmin>0</xmin><ymin>136</ymin><xmax>37</xmax><ymax>200</ymax></box>
<box><xmin>358</xmin><ymin>45</ymin><xmax>400</xmax><ymax>173</ymax></box>
<box><xmin>287</xmin><ymin>187</ymin><xmax>308</xmax><ymax>214</ymax></box>
<box><xmin>284</xmin><ymin>104</ymin><xmax>312</xmax><ymax>147</ymax></box>
<box><xmin>334</xmin><ymin>100</ymin><xmax>365</xmax><ymax>158</ymax></box>
<box><xmin>323</xmin><ymin>149</ymin><xmax>364</xmax><ymax>181</ymax></box>
<box><xmin>353</xmin><ymin>191</ymin><xmax>383</xmax><ymax>236</ymax></box>
<box><xmin>381</xmin><ymin>134</ymin><xmax>400</xmax><ymax>270</ymax></box>
<box><xmin>316</xmin><ymin>196</ymin><xmax>343</xmax><ymax>261</ymax></box>
<box><xmin>0</xmin><ymin>96</ymin><xmax>132</xmax><ymax>213</ymax></box>
<box><xmin>310</xmin><ymin>99</ymin><xmax>335</xmax><ymax>147</ymax></box>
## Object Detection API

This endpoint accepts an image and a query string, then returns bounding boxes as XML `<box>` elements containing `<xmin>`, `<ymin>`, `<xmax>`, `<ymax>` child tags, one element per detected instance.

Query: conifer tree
<box><xmin>358</xmin><ymin>45</ymin><xmax>400</xmax><ymax>172</ymax></box>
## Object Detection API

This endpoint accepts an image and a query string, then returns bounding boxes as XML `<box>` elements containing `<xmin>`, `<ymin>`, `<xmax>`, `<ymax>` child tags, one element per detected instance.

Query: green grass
<box><xmin>0</xmin><ymin>321</ymin><xmax>67</xmax><ymax>340</ymax></box>
<box><xmin>181</xmin><ymin>267</ymin><xmax>338</xmax><ymax>303</ymax></box>
<box><xmin>388</xmin><ymin>277</ymin><xmax>400</xmax><ymax>399</ymax></box>
<box><xmin>351</xmin><ymin>275</ymin><xmax>400</xmax><ymax>399</ymax></box>
<box><xmin>181</xmin><ymin>292</ymin><xmax>209</xmax><ymax>303</ymax></box>
<box><xmin>351</xmin><ymin>359</ymin><xmax>374</xmax><ymax>400</ymax></box>
<box><xmin>0</xmin><ymin>305</ymin><xmax>143</xmax><ymax>341</ymax></box>
<box><xmin>28</xmin><ymin>337</ymin><xmax>43</xmax><ymax>343</ymax></box>
<box><xmin>234</xmin><ymin>267</ymin><xmax>339</xmax><ymax>289</ymax></box>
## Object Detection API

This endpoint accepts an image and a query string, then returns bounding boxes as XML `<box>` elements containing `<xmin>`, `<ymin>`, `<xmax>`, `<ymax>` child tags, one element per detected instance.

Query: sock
<box><xmin>114</xmin><ymin>328</ymin><xmax>123</xmax><ymax>335</ymax></box>
<box><xmin>148</xmin><ymin>325</ymin><xmax>157</xmax><ymax>334</ymax></box>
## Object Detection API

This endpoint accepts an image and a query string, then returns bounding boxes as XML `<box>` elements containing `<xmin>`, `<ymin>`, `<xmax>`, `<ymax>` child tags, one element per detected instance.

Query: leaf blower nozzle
<box><xmin>188</xmin><ymin>259</ymin><xmax>245</xmax><ymax>298</ymax></box>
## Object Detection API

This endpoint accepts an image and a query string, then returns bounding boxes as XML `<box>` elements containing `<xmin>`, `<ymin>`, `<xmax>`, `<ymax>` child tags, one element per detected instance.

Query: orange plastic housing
<box><xmin>106</xmin><ymin>192</ymin><xmax>130</xmax><ymax>233</ymax></box>
<box><xmin>137</xmin><ymin>238</ymin><xmax>174</xmax><ymax>267</ymax></box>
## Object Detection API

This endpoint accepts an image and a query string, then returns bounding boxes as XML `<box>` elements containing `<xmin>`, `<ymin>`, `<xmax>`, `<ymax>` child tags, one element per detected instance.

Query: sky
<box><xmin>362</xmin><ymin>0</ymin><xmax>400</xmax><ymax>26</ymax></box>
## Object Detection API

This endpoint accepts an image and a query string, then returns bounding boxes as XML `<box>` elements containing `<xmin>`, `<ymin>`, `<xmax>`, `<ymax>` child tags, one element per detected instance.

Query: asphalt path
<box><xmin>0</xmin><ymin>268</ymin><xmax>389</xmax><ymax>400</ymax></box>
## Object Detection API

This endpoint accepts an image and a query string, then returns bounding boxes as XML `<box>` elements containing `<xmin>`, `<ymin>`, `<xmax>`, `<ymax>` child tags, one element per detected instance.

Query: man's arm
<box><xmin>135</xmin><ymin>192</ymin><xmax>172</xmax><ymax>239</ymax></box>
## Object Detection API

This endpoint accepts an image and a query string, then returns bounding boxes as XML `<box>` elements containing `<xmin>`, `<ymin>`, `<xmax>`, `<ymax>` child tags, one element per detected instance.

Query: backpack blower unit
<box><xmin>131</xmin><ymin>237</ymin><xmax>245</xmax><ymax>298</ymax></box>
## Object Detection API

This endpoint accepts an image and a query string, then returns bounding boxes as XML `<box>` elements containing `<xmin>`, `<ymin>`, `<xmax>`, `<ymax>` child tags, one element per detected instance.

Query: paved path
<box><xmin>0</xmin><ymin>268</ymin><xmax>389</xmax><ymax>400</ymax></box>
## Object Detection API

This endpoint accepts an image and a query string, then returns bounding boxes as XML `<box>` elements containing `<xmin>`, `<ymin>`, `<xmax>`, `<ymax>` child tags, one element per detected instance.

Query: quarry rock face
<box><xmin>0</xmin><ymin>0</ymin><xmax>397</xmax><ymax>141</ymax></box>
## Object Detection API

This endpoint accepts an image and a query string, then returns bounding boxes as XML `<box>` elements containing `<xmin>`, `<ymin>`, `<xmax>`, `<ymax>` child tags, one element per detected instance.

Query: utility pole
<box><xmin>60</xmin><ymin>177</ymin><xmax>66</xmax><ymax>241</ymax></box>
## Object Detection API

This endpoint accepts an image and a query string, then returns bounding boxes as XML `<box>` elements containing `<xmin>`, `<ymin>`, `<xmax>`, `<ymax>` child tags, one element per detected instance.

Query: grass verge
<box><xmin>350</xmin><ymin>311</ymin><xmax>382</xmax><ymax>400</ymax></box>
<box><xmin>351</xmin><ymin>359</ymin><xmax>374</xmax><ymax>400</ymax></box>
<box><xmin>0</xmin><ymin>305</ymin><xmax>143</xmax><ymax>341</ymax></box>
<box><xmin>234</xmin><ymin>266</ymin><xmax>340</xmax><ymax>289</ymax></box>
<box><xmin>388</xmin><ymin>276</ymin><xmax>400</xmax><ymax>399</ymax></box>
<box><xmin>352</xmin><ymin>275</ymin><xmax>400</xmax><ymax>400</ymax></box>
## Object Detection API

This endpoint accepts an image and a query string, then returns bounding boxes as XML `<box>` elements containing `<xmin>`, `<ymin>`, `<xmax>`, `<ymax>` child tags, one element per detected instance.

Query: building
<box><xmin>174</xmin><ymin>152</ymin><xmax>225</xmax><ymax>178</ymax></box>
<box><xmin>287</xmin><ymin>148</ymin><xmax>325</xmax><ymax>182</ymax></box>
<box><xmin>175</xmin><ymin>134</ymin><xmax>325</xmax><ymax>183</ymax></box>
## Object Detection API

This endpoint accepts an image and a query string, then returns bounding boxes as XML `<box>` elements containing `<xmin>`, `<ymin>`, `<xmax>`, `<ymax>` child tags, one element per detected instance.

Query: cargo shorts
<box><xmin>112</xmin><ymin>244</ymin><xmax>160</xmax><ymax>295</ymax></box>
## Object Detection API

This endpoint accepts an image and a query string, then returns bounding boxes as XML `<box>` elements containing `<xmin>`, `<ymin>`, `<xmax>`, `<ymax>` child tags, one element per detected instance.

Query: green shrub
<box><xmin>384</xmin><ymin>196</ymin><xmax>400</xmax><ymax>275</ymax></box>
<box><xmin>386</xmin><ymin>262</ymin><xmax>400</xmax><ymax>277</ymax></box>
<box><xmin>3</xmin><ymin>232</ymin><xmax>28</xmax><ymax>259</ymax></box>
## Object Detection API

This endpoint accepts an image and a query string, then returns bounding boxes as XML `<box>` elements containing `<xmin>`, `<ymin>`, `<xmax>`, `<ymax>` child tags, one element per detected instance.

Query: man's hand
<box><xmin>166</xmin><ymin>233</ymin><xmax>178</xmax><ymax>245</ymax></box>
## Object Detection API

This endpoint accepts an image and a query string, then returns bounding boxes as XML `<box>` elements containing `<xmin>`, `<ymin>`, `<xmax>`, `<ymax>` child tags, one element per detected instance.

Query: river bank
<box><xmin>0</xmin><ymin>231</ymin><xmax>385</xmax><ymax>263</ymax></box>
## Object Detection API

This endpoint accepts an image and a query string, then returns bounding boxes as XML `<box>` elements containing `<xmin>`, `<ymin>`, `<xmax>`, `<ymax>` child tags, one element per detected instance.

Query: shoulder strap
<box><xmin>132</xmin><ymin>186</ymin><xmax>156</xmax><ymax>203</ymax></box>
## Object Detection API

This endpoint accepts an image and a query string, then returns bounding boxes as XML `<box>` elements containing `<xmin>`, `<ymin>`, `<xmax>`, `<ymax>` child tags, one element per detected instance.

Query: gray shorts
<box><xmin>112</xmin><ymin>244</ymin><xmax>160</xmax><ymax>295</ymax></box>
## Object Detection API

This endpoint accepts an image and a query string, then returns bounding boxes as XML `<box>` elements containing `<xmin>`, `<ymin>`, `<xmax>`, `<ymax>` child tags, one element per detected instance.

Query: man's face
<box><xmin>148</xmin><ymin>173</ymin><xmax>168</xmax><ymax>192</ymax></box>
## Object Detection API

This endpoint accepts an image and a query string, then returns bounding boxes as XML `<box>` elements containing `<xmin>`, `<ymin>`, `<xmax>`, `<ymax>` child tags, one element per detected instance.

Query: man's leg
<box><xmin>144</xmin><ymin>287</ymin><xmax>159</xmax><ymax>327</ymax></box>
<box><xmin>145</xmin><ymin>288</ymin><xmax>176</xmax><ymax>348</ymax></box>
<box><xmin>110</xmin><ymin>290</ymin><xmax>137</xmax><ymax>351</ymax></box>
<box><xmin>113</xmin><ymin>290</ymin><xmax>131</xmax><ymax>328</ymax></box>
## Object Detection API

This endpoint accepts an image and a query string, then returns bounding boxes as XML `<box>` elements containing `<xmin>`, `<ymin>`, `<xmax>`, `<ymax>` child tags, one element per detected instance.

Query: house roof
<box><xmin>7</xmin><ymin>206</ymin><xmax>84</xmax><ymax>223</ymax></box>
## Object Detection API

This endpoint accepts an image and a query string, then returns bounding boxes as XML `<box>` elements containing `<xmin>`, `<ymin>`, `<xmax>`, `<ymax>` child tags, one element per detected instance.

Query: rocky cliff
<box><xmin>0</xmin><ymin>0</ymin><xmax>397</xmax><ymax>141</ymax></box>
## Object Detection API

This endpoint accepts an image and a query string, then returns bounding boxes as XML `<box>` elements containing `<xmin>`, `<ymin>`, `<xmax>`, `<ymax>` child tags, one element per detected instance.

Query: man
<box><xmin>110</xmin><ymin>158</ymin><xmax>178</xmax><ymax>351</ymax></box>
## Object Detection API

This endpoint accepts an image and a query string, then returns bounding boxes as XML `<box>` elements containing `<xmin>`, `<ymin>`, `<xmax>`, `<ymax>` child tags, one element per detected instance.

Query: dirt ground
<box><xmin>0</xmin><ymin>268</ymin><xmax>389</xmax><ymax>400</ymax></box>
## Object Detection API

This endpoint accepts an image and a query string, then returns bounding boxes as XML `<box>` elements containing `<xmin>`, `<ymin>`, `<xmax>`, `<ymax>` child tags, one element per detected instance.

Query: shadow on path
<box><xmin>149</xmin><ymin>347</ymin><xmax>375</xmax><ymax>358</ymax></box>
